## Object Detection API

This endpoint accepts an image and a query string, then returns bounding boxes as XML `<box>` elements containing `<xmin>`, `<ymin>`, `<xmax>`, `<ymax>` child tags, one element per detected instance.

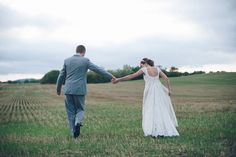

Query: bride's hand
<box><xmin>168</xmin><ymin>90</ymin><xmax>172</xmax><ymax>96</ymax></box>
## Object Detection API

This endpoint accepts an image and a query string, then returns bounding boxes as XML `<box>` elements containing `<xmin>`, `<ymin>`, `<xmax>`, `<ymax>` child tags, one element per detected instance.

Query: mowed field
<box><xmin>0</xmin><ymin>73</ymin><xmax>235</xmax><ymax>157</ymax></box>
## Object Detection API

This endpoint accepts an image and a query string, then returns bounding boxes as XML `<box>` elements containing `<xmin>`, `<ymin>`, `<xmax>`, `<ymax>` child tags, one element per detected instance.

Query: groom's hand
<box><xmin>112</xmin><ymin>78</ymin><xmax>119</xmax><ymax>84</ymax></box>
<box><xmin>57</xmin><ymin>91</ymin><xmax>61</xmax><ymax>96</ymax></box>
<box><xmin>111</xmin><ymin>76</ymin><xmax>117</xmax><ymax>84</ymax></box>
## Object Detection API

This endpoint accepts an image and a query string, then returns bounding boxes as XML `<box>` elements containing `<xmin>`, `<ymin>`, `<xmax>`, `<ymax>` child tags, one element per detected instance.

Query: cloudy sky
<box><xmin>0</xmin><ymin>0</ymin><xmax>236</xmax><ymax>81</ymax></box>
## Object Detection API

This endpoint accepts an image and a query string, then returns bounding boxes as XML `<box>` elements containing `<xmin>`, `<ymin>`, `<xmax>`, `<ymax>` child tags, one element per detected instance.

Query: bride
<box><xmin>113</xmin><ymin>58</ymin><xmax>179</xmax><ymax>137</ymax></box>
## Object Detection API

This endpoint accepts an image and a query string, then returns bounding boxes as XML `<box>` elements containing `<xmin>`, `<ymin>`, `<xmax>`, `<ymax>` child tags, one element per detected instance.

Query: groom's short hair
<box><xmin>76</xmin><ymin>45</ymin><xmax>86</xmax><ymax>53</ymax></box>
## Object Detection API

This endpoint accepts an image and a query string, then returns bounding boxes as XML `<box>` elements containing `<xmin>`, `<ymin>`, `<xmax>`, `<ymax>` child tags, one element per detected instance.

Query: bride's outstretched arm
<box><xmin>114</xmin><ymin>70</ymin><xmax>143</xmax><ymax>83</ymax></box>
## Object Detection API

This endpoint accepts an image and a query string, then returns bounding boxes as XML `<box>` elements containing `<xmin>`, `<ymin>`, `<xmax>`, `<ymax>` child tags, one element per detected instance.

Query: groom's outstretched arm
<box><xmin>56</xmin><ymin>61</ymin><xmax>66</xmax><ymax>95</ymax></box>
<box><xmin>87</xmin><ymin>60</ymin><xmax>113</xmax><ymax>79</ymax></box>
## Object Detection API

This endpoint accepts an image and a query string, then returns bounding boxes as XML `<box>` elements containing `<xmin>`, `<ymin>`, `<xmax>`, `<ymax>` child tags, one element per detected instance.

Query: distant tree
<box><xmin>40</xmin><ymin>70</ymin><xmax>60</xmax><ymax>84</ymax></box>
<box><xmin>191</xmin><ymin>71</ymin><xmax>205</xmax><ymax>75</ymax></box>
<box><xmin>87</xmin><ymin>71</ymin><xmax>110</xmax><ymax>83</ymax></box>
<box><xmin>131</xmin><ymin>66</ymin><xmax>143</xmax><ymax>80</ymax></box>
<box><xmin>122</xmin><ymin>65</ymin><xmax>133</xmax><ymax>74</ymax></box>
<box><xmin>167</xmin><ymin>72</ymin><xmax>182</xmax><ymax>77</ymax></box>
<box><xmin>183</xmin><ymin>72</ymin><xmax>189</xmax><ymax>76</ymax></box>
<box><xmin>170</xmin><ymin>66</ymin><xmax>179</xmax><ymax>72</ymax></box>
<box><xmin>113</xmin><ymin>65</ymin><xmax>133</xmax><ymax>78</ymax></box>
<box><xmin>159</xmin><ymin>66</ymin><xmax>168</xmax><ymax>75</ymax></box>
<box><xmin>24</xmin><ymin>80</ymin><xmax>29</xmax><ymax>84</ymax></box>
<box><xmin>30</xmin><ymin>79</ymin><xmax>40</xmax><ymax>83</ymax></box>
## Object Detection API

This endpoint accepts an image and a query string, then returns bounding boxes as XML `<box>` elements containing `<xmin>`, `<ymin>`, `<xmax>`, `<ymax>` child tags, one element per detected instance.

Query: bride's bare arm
<box><xmin>115</xmin><ymin>70</ymin><xmax>144</xmax><ymax>82</ymax></box>
<box><xmin>159</xmin><ymin>70</ymin><xmax>171</xmax><ymax>93</ymax></box>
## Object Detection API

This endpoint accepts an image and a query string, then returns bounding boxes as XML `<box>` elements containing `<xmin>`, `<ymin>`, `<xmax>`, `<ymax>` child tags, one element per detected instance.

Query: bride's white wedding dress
<box><xmin>141</xmin><ymin>67</ymin><xmax>179</xmax><ymax>137</ymax></box>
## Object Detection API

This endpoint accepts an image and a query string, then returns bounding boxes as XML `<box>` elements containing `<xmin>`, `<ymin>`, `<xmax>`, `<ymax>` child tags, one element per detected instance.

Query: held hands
<box><xmin>111</xmin><ymin>76</ymin><xmax>120</xmax><ymax>84</ymax></box>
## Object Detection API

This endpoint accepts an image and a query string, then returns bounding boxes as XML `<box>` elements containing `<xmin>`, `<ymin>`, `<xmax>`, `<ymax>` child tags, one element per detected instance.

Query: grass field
<box><xmin>0</xmin><ymin>72</ymin><xmax>236</xmax><ymax>156</ymax></box>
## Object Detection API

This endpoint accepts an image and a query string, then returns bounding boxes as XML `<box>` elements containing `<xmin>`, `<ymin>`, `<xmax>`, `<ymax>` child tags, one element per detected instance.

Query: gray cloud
<box><xmin>170</xmin><ymin>0</ymin><xmax>236</xmax><ymax>51</ymax></box>
<box><xmin>0</xmin><ymin>4</ymin><xmax>62</xmax><ymax>30</ymax></box>
<box><xmin>88</xmin><ymin>36</ymin><xmax>236</xmax><ymax>69</ymax></box>
<box><xmin>0</xmin><ymin>34</ymin><xmax>236</xmax><ymax>75</ymax></box>
<box><xmin>0</xmin><ymin>39</ymin><xmax>74</xmax><ymax>74</ymax></box>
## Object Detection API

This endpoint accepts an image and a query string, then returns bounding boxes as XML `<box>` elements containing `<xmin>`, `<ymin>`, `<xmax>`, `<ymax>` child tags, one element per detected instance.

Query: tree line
<box><xmin>2</xmin><ymin>65</ymin><xmax>208</xmax><ymax>84</ymax></box>
<box><xmin>39</xmin><ymin>65</ymin><xmax>206</xmax><ymax>84</ymax></box>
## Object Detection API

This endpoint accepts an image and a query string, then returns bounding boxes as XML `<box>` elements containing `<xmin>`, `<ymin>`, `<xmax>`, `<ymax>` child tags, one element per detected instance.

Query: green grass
<box><xmin>170</xmin><ymin>72</ymin><xmax>236</xmax><ymax>85</ymax></box>
<box><xmin>0</xmin><ymin>73</ymin><xmax>236</xmax><ymax>156</ymax></box>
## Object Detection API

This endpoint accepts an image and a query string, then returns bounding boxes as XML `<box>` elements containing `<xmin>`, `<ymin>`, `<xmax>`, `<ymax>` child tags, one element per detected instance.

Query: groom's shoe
<box><xmin>74</xmin><ymin>123</ymin><xmax>82</xmax><ymax>139</ymax></box>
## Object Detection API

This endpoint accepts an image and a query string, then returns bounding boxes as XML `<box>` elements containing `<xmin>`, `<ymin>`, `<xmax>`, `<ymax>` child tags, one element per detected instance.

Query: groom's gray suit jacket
<box><xmin>56</xmin><ymin>54</ymin><xmax>112</xmax><ymax>95</ymax></box>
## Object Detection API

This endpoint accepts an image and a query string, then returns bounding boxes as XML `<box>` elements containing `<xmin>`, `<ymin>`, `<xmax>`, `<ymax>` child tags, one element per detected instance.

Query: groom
<box><xmin>56</xmin><ymin>45</ymin><xmax>115</xmax><ymax>139</ymax></box>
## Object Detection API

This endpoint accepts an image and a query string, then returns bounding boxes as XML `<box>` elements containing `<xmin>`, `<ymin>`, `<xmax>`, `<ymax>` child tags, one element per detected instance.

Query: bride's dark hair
<box><xmin>141</xmin><ymin>58</ymin><xmax>154</xmax><ymax>66</ymax></box>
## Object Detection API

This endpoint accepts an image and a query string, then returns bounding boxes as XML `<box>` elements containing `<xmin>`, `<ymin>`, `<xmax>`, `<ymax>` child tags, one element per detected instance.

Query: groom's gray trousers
<box><xmin>65</xmin><ymin>94</ymin><xmax>85</xmax><ymax>135</ymax></box>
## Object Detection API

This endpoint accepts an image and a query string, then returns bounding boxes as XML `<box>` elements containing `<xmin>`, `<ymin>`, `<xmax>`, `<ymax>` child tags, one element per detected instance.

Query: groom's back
<box><xmin>64</xmin><ymin>55</ymin><xmax>89</xmax><ymax>95</ymax></box>
<box><xmin>57</xmin><ymin>52</ymin><xmax>112</xmax><ymax>96</ymax></box>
